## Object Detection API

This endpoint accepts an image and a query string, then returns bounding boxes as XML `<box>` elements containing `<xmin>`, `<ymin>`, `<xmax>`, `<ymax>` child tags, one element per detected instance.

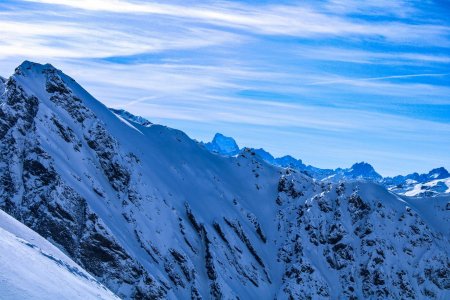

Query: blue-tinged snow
<box><xmin>0</xmin><ymin>209</ymin><xmax>119</xmax><ymax>300</ymax></box>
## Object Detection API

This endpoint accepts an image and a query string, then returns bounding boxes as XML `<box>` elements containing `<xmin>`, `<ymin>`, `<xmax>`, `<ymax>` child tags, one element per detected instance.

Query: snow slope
<box><xmin>0</xmin><ymin>209</ymin><xmax>119</xmax><ymax>300</ymax></box>
<box><xmin>0</xmin><ymin>61</ymin><xmax>449</xmax><ymax>299</ymax></box>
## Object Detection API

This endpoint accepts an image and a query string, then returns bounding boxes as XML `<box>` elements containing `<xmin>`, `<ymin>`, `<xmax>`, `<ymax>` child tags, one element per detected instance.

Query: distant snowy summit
<box><xmin>202</xmin><ymin>133</ymin><xmax>450</xmax><ymax>197</ymax></box>
<box><xmin>383</xmin><ymin>167</ymin><xmax>450</xmax><ymax>197</ymax></box>
<box><xmin>202</xmin><ymin>133</ymin><xmax>240</xmax><ymax>156</ymax></box>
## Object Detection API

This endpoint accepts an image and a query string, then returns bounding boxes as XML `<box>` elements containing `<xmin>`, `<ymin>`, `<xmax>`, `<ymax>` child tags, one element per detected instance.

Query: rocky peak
<box><xmin>275</xmin><ymin>155</ymin><xmax>305</xmax><ymax>170</ymax></box>
<box><xmin>382</xmin><ymin>167</ymin><xmax>450</xmax><ymax>196</ymax></box>
<box><xmin>427</xmin><ymin>167</ymin><xmax>449</xmax><ymax>180</ymax></box>
<box><xmin>14</xmin><ymin>60</ymin><xmax>59</xmax><ymax>77</ymax></box>
<box><xmin>345</xmin><ymin>162</ymin><xmax>382</xmax><ymax>180</ymax></box>
<box><xmin>204</xmin><ymin>132</ymin><xmax>240</xmax><ymax>155</ymax></box>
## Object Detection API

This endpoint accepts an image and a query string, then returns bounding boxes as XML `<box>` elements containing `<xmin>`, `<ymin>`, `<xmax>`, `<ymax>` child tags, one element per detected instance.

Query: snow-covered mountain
<box><xmin>324</xmin><ymin>162</ymin><xmax>383</xmax><ymax>182</ymax></box>
<box><xmin>202</xmin><ymin>133</ymin><xmax>449</xmax><ymax>196</ymax></box>
<box><xmin>383</xmin><ymin>168</ymin><xmax>450</xmax><ymax>197</ymax></box>
<box><xmin>0</xmin><ymin>61</ymin><xmax>449</xmax><ymax>299</ymax></box>
<box><xmin>201</xmin><ymin>135</ymin><xmax>383</xmax><ymax>181</ymax></box>
<box><xmin>0</xmin><ymin>209</ymin><xmax>119</xmax><ymax>299</ymax></box>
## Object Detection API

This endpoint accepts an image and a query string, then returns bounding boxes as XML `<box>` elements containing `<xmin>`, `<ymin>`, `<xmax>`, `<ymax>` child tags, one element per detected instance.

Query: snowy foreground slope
<box><xmin>0</xmin><ymin>61</ymin><xmax>449</xmax><ymax>299</ymax></box>
<box><xmin>0</xmin><ymin>209</ymin><xmax>119</xmax><ymax>299</ymax></box>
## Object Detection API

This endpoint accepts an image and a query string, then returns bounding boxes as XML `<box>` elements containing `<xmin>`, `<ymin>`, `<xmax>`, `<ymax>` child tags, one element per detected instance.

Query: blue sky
<box><xmin>0</xmin><ymin>0</ymin><xmax>449</xmax><ymax>175</ymax></box>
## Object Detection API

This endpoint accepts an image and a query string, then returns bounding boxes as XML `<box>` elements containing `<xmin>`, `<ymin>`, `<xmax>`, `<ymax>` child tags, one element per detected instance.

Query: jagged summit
<box><xmin>204</xmin><ymin>132</ymin><xmax>240</xmax><ymax>155</ymax></box>
<box><xmin>203</xmin><ymin>134</ymin><xmax>308</xmax><ymax>172</ymax></box>
<box><xmin>201</xmin><ymin>133</ymin><xmax>386</xmax><ymax>182</ymax></box>
<box><xmin>15</xmin><ymin>60</ymin><xmax>59</xmax><ymax>76</ymax></box>
<box><xmin>383</xmin><ymin>167</ymin><xmax>450</xmax><ymax>197</ymax></box>
<box><xmin>345</xmin><ymin>162</ymin><xmax>382</xmax><ymax>180</ymax></box>
<box><xmin>385</xmin><ymin>167</ymin><xmax>449</xmax><ymax>183</ymax></box>
<box><xmin>428</xmin><ymin>167</ymin><xmax>449</xmax><ymax>179</ymax></box>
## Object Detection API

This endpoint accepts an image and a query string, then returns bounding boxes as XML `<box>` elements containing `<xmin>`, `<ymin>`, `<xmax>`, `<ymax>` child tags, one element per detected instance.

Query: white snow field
<box><xmin>0</xmin><ymin>209</ymin><xmax>119</xmax><ymax>299</ymax></box>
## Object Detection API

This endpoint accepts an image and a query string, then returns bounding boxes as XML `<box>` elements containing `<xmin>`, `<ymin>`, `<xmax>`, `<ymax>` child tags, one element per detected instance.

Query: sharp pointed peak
<box><xmin>15</xmin><ymin>60</ymin><xmax>59</xmax><ymax>76</ymax></box>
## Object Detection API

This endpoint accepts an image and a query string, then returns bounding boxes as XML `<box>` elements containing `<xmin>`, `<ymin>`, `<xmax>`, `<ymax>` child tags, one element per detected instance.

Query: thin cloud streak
<box><xmin>39</xmin><ymin>59</ymin><xmax>450</xmax><ymax>105</ymax></box>
<box><xmin>324</xmin><ymin>0</ymin><xmax>416</xmax><ymax>17</ymax></box>
<box><xmin>22</xmin><ymin>0</ymin><xmax>450</xmax><ymax>46</ymax></box>
<box><xmin>294</xmin><ymin>46</ymin><xmax>450</xmax><ymax>65</ymax></box>
<box><xmin>0</xmin><ymin>19</ymin><xmax>242</xmax><ymax>59</ymax></box>
<box><xmin>307</xmin><ymin>73</ymin><xmax>450</xmax><ymax>86</ymax></box>
<box><xmin>126</xmin><ymin>95</ymin><xmax>450</xmax><ymax>137</ymax></box>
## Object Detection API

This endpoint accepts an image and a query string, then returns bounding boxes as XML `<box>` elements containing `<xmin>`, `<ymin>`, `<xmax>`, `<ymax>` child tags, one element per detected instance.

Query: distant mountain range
<box><xmin>201</xmin><ymin>133</ymin><xmax>450</xmax><ymax>197</ymax></box>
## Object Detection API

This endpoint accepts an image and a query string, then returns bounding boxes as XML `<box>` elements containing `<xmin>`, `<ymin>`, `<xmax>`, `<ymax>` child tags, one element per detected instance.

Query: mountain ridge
<box><xmin>202</xmin><ymin>132</ymin><xmax>450</xmax><ymax>197</ymax></box>
<box><xmin>0</xmin><ymin>61</ymin><xmax>449</xmax><ymax>299</ymax></box>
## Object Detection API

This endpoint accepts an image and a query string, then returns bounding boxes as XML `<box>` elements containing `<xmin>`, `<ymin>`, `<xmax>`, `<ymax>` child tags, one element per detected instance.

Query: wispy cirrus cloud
<box><xmin>38</xmin><ymin>59</ymin><xmax>450</xmax><ymax>108</ymax></box>
<box><xmin>302</xmin><ymin>74</ymin><xmax>450</xmax><ymax>104</ymax></box>
<box><xmin>21</xmin><ymin>0</ymin><xmax>450</xmax><ymax>46</ymax></box>
<box><xmin>294</xmin><ymin>46</ymin><xmax>450</xmax><ymax>65</ymax></box>
<box><xmin>0</xmin><ymin>18</ymin><xmax>243</xmax><ymax>59</ymax></box>
<box><xmin>324</xmin><ymin>0</ymin><xmax>417</xmax><ymax>17</ymax></box>
<box><xmin>307</xmin><ymin>73</ymin><xmax>450</xmax><ymax>85</ymax></box>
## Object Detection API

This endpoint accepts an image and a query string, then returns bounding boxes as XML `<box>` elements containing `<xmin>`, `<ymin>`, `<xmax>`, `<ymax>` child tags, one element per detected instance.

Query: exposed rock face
<box><xmin>0</xmin><ymin>62</ymin><xmax>166</xmax><ymax>298</ymax></box>
<box><xmin>203</xmin><ymin>133</ymin><xmax>241</xmax><ymax>156</ymax></box>
<box><xmin>0</xmin><ymin>61</ymin><xmax>449</xmax><ymax>299</ymax></box>
<box><xmin>276</xmin><ymin>176</ymin><xmax>449</xmax><ymax>299</ymax></box>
